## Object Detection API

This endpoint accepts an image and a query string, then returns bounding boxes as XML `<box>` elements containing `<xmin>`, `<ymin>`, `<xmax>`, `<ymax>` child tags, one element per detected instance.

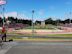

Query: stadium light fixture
<box><xmin>32</xmin><ymin>10</ymin><xmax>35</xmax><ymax>37</ymax></box>
<box><xmin>0</xmin><ymin>0</ymin><xmax>6</xmax><ymax>27</ymax></box>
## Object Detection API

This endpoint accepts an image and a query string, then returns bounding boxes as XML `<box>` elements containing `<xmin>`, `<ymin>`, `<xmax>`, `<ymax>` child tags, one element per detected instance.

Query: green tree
<box><xmin>45</xmin><ymin>18</ymin><xmax>53</xmax><ymax>24</ymax></box>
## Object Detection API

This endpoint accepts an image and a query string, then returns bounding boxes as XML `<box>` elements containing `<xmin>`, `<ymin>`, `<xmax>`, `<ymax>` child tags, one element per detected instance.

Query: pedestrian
<box><xmin>1</xmin><ymin>26</ymin><xmax>7</xmax><ymax>42</ymax></box>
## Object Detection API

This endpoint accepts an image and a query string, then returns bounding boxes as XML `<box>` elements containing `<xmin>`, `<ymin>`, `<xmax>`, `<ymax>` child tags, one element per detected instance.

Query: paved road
<box><xmin>5</xmin><ymin>41</ymin><xmax>72</xmax><ymax>54</ymax></box>
<box><xmin>0</xmin><ymin>42</ymin><xmax>18</xmax><ymax>54</ymax></box>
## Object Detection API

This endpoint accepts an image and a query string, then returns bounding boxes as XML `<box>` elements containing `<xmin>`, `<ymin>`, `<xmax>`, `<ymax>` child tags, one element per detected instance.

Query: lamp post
<box><xmin>2</xmin><ymin>7</ymin><xmax>5</xmax><ymax>27</ymax></box>
<box><xmin>32</xmin><ymin>10</ymin><xmax>34</xmax><ymax>37</ymax></box>
<box><xmin>69</xmin><ymin>12</ymin><xmax>72</xmax><ymax>24</ymax></box>
<box><xmin>0</xmin><ymin>0</ymin><xmax>6</xmax><ymax>27</ymax></box>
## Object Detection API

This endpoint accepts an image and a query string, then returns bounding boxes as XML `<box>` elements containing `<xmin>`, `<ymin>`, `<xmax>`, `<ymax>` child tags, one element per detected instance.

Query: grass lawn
<box><xmin>47</xmin><ymin>34</ymin><xmax>72</xmax><ymax>37</ymax></box>
<box><xmin>14</xmin><ymin>38</ymin><xmax>72</xmax><ymax>42</ymax></box>
<box><xmin>6</xmin><ymin>31</ymin><xmax>72</xmax><ymax>37</ymax></box>
<box><xmin>25</xmin><ymin>34</ymin><xmax>72</xmax><ymax>37</ymax></box>
<box><xmin>6</xmin><ymin>34</ymin><xmax>72</xmax><ymax>41</ymax></box>
<box><xmin>6</xmin><ymin>34</ymin><xmax>72</xmax><ymax>40</ymax></box>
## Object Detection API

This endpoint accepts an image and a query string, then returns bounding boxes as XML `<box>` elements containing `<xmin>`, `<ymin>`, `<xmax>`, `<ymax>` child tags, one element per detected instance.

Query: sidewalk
<box><xmin>0</xmin><ymin>42</ymin><xmax>18</xmax><ymax>54</ymax></box>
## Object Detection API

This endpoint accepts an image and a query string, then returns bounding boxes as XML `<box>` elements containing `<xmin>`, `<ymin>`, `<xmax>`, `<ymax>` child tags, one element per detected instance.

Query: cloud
<box><xmin>17</xmin><ymin>13</ymin><xmax>30</xmax><ymax>20</ymax></box>
<box><xmin>4</xmin><ymin>12</ymin><xmax>17</xmax><ymax>18</ymax></box>
<box><xmin>0</xmin><ymin>11</ymin><xmax>30</xmax><ymax>20</ymax></box>
<box><xmin>38</xmin><ymin>9</ymin><xmax>45</xmax><ymax>16</ymax></box>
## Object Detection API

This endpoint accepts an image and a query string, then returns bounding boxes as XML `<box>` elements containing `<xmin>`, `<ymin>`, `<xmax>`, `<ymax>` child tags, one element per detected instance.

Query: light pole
<box><xmin>0</xmin><ymin>0</ymin><xmax>6</xmax><ymax>27</ymax></box>
<box><xmin>32</xmin><ymin>10</ymin><xmax>34</xmax><ymax>37</ymax></box>
<box><xmin>2</xmin><ymin>6</ymin><xmax>5</xmax><ymax>27</ymax></box>
<box><xmin>69</xmin><ymin>12</ymin><xmax>72</xmax><ymax>24</ymax></box>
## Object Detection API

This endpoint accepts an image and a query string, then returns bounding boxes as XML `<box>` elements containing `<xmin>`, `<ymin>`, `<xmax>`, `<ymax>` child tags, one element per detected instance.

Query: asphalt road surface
<box><xmin>5</xmin><ymin>41</ymin><xmax>72</xmax><ymax>54</ymax></box>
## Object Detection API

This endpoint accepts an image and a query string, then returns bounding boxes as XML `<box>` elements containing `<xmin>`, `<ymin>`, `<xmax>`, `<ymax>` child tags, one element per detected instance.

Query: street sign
<box><xmin>0</xmin><ymin>0</ymin><xmax>6</xmax><ymax>5</ymax></box>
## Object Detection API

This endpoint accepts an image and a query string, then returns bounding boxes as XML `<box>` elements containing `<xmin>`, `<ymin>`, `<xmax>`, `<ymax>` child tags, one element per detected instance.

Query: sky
<box><xmin>1</xmin><ymin>0</ymin><xmax>72</xmax><ymax>21</ymax></box>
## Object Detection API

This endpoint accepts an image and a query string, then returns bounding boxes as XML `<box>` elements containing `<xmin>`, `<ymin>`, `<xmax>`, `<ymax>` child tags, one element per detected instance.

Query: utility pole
<box><xmin>2</xmin><ymin>6</ymin><xmax>5</xmax><ymax>27</ymax></box>
<box><xmin>32</xmin><ymin>10</ymin><xmax>34</xmax><ymax>37</ymax></box>
<box><xmin>0</xmin><ymin>0</ymin><xmax>6</xmax><ymax>27</ymax></box>
<box><xmin>69</xmin><ymin>12</ymin><xmax>72</xmax><ymax>24</ymax></box>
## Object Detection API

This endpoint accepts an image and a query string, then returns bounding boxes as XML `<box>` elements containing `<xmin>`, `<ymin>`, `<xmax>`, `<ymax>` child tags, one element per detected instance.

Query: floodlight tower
<box><xmin>32</xmin><ymin>10</ymin><xmax>35</xmax><ymax>37</ymax></box>
<box><xmin>69</xmin><ymin>12</ymin><xmax>72</xmax><ymax>24</ymax></box>
<box><xmin>0</xmin><ymin>0</ymin><xmax>6</xmax><ymax>27</ymax></box>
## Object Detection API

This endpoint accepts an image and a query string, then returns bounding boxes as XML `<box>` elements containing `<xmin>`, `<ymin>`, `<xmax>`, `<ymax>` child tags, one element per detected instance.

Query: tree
<box><xmin>0</xmin><ymin>17</ymin><xmax>3</xmax><ymax>26</ymax></box>
<box><xmin>64</xmin><ymin>19</ymin><xmax>70</xmax><ymax>23</ymax></box>
<box><xmin>45</xmin><ymin>18</ymin><xmax>53</xmax><ymax>24</ymax></box>
<box><xmin>14</xmin><ymin>18</ymin><xmax>18</xmax><ymax>23</ymax></box>
<box><xmin>35</xmin><ymin>20</ymin><xmax>41</xmax><ymax>25</ymax></box>
<box><xmin>8</xmin><ymin>17</ymin><xmax>15</xmax><ymax>22</ymax></box>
